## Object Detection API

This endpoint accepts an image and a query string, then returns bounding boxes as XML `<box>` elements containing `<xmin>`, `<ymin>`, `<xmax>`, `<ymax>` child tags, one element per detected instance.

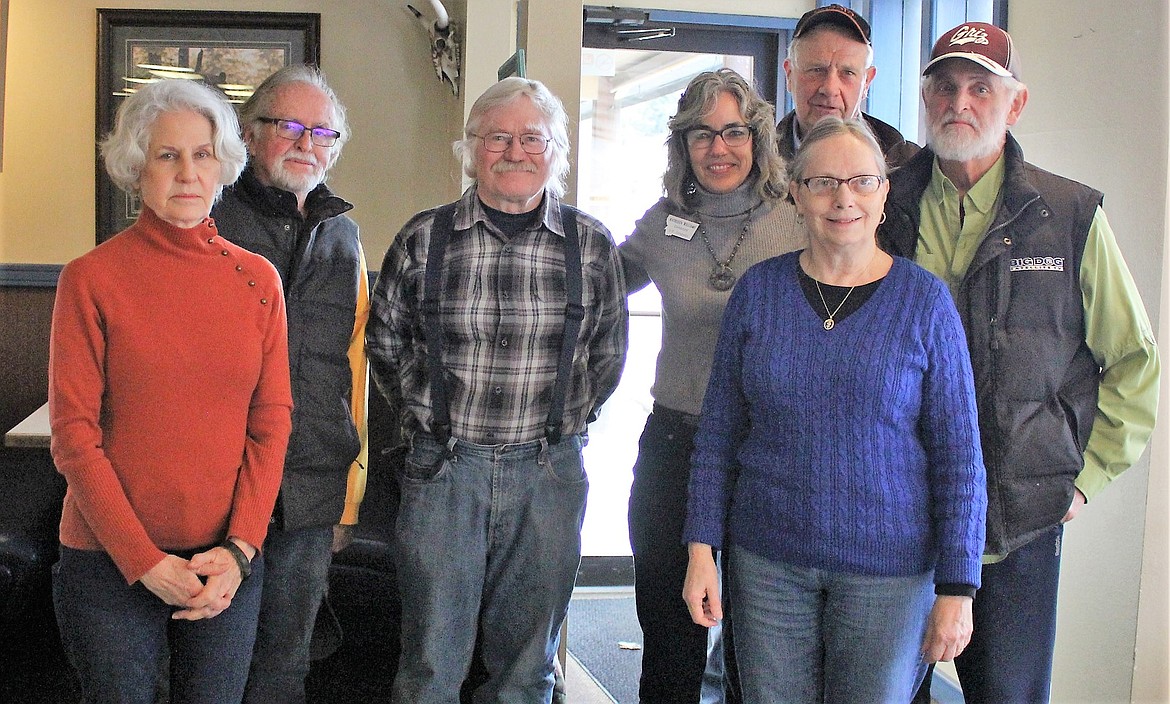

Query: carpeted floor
<box><xmin>566</xmin><ymin>591</ymin><xmax>641</xmax><ymax>704</ymax></box>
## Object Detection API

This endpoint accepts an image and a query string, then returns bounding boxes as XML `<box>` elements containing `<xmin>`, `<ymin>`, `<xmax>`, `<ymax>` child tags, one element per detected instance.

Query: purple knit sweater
<box><xmin>683</xmin><ymin>252</ymin><xmax>986</xmax><ymax>587</ymax></box>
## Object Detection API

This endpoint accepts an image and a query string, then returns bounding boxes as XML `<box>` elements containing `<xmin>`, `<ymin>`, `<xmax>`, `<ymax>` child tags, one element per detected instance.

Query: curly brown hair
<box><xmin>663</xmin><ymin>68</ymin><xmax>787</xmax><ymax>210</ymax></box>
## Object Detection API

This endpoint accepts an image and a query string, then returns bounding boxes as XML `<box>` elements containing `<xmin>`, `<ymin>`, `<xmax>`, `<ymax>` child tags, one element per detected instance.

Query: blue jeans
<box><xmin>729</xmin><ymin>545</ymin><xmax>933</xmax><ymax>704</ymax></box>
<box><xmin>628</xmin><ymin>408</ymin><xmax>711</xmax><ymax>703</ymax></box>
<box><xmin>955</xmin><ymin>526</ymin><xmax>1064</xmax><ymax>703</ymax></box>
<box><xmin>700</xmin><ymin>551</ymin><xmax>742</xmax><ymax>704</ymax></box>
<box><xmin>53</xmin><ymin>545</ymin><xmax>264</xmax><ymax>704</ymax></box>
<box><xmin>700</xmin><ymin>610</ymin><xmax>726</xmax><ymax>704</ymax></box>
<box><xmin>391</xmin><ymin>433</ymin><xmax>589</xmax><ymax>704</ymax></box>
<box><xmin>242</xmin><ymin>524</ymin><xmax>334</xmax><ymax>704</ymax></box>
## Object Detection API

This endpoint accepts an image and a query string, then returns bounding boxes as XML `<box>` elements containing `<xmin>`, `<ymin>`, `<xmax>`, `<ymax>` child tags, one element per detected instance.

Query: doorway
<box><xmin>577</xmin><ymin>7</ymin><xmax>789</xmax><ymax>570</ymax></box>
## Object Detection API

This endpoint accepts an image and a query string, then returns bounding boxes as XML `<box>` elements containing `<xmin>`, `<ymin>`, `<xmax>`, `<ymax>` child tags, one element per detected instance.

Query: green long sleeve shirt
<box><xmin>916</xmin><ymin>155</ymin><xmax>1159</xmax><ymax>510</ymax></box>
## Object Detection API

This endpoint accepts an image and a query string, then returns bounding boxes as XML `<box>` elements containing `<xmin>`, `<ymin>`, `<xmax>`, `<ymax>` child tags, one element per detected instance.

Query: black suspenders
<box><xmin>421</xmin><ymin>203</ymin><xmax>458</xmax><ymax>447</ymax></box>
<box><xmin>422</xmin><ymin>202</ymin><xmax>584</xmax><ymax>446</ymax></box>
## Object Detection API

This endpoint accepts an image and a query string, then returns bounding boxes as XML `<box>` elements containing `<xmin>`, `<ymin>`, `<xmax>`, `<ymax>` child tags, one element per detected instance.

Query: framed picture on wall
<box><xmin>96</xmin><ymin>9</ymin><xmax>321</xmax><ymax>243</ymax></box>
<box><xmin>497</xmin><ymin>50</ymin><xmax>526</xmax><ymax>81</ymax></box>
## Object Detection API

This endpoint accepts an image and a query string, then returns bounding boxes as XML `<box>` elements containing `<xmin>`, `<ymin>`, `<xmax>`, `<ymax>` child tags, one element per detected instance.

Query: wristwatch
<box><xmin>219</xmin><ymin>539</ymin><xmax>252</xmax><ymax>581</ymax></box>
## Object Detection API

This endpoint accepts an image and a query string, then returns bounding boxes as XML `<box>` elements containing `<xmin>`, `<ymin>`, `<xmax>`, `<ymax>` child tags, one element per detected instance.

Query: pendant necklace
<box><xmin>814</xmin><ymin>279</ymin><xmax>855</xmax><ymax>331</ymax></box>
<box><xmin>811</xmin><ymin>249</ymin><xmax>878</xmax><ymax>330</ymax></box>
<box><xmin>699</xmin><ymin>207</ymin><xmax>755</xmax><ymax>292</ymax></box>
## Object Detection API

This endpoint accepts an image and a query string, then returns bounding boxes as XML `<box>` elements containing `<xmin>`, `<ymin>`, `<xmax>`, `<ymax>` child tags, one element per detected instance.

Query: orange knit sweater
<box><xmin>49</xmin><ymin>207</ymin><xmax>293</xmax><ymax>584</ymax></box>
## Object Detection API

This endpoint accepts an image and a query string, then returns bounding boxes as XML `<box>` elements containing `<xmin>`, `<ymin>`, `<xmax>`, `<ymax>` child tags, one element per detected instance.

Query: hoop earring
<box><xmin>879</xmin><ymin>212</ymin><xmax>887</xmax><ymax>224</ymax></box>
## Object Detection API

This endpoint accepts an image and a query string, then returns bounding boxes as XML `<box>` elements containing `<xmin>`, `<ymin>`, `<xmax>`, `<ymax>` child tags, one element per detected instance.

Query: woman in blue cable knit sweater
<box><xmin>682</xmin><ymin>118</ymin><xmax>987</xmax><ymax>704</ymax></box>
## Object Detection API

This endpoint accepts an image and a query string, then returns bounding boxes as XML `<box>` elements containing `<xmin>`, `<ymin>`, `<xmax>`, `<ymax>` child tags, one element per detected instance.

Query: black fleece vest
<box><xmin>212</xmin><ymin>169</ymin><xmax>364</xmax><ymax>530</ymax></box>
<box><xmin>878</xmin><ymin>136</ymin><xmax>1103</xmax><ymax>555</ymax></box>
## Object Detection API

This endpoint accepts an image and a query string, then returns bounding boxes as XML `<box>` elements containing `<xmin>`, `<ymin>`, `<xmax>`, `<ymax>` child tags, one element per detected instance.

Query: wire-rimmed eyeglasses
<box><xmin>474</xmin><ymin>132</ymin><xmax>553</xmax><ymax>155</ymax></box>
<box><xmin>800</xmin><ymin>175</ymin><xmax>885</xmax><ymax>196</ymax></box>
<box><xmin>257</xmin><ymin>117</ymin><xmax>342</xmax><ymax>148</ymax></box>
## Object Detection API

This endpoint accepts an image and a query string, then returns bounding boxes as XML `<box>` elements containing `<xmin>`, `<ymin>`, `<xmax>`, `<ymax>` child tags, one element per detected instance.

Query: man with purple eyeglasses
<box><xmin>213</xmin><ymin>64</ymin><xmax>370</xmax><ymax>704</ymax></box>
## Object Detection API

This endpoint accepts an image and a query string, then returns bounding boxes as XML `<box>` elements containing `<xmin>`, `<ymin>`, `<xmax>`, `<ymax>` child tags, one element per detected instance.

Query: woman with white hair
<box><xmin>49</xmin><ymin>79</ymin><xmax>292</xmax><ymax>703</ymax></box>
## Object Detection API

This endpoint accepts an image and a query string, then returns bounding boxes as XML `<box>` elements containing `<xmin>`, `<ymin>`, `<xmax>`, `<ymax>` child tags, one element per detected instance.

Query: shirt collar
<box><xmin>927</xmin><ymin>151</ymin><xmax>1007</xmax><ymax>216</ymax></box>
<box><xmin>791</xmin><ymin>121</ymin><xmax>804</xmax><ymax>154</ymax></box>
<box><xmin>236</xmin><ymin>165</ymin><xmax>352</xmax><ymax>221</ymax></box>
<box><xmin>460</xmin><ymin>184</ymin><xmax>564</xmax><ymax>238</ymax></box>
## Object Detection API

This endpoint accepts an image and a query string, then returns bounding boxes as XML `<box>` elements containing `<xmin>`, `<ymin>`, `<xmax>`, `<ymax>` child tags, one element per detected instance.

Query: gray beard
<box><xmin>926</xmin><ymin>124</ymin><xmax>1005</xmax><ymax>163</ymax></box>
<box><xmin>269</xmin><ymin>168</ymin><xmax>324</xmax><ymax>196</ymax></box>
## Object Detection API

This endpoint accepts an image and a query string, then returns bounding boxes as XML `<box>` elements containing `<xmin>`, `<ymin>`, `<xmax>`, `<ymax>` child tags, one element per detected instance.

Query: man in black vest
<box><xmin>211</xmin><ymin>65</ymin><xmax>369</xmax><ymax>704</ymax></box>
<box><xmin>367</xmin><ymin>77</ymin><xmax>627</xmax><ymax>703</ymax></box>
<box><xmin>878</xmin><ymin>23</ymin><xmax>1159</xmax><ymax>702</ymax></box>
<box><xmin>777</xmin><ymin>4</ymin><xmax>917</xmax><ymax>167</ymax></box>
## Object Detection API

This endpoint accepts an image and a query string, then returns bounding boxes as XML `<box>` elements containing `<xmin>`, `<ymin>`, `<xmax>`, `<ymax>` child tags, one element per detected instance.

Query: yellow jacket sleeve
<box><xmin>340</xmin><ymin>246</ymin><xmax>371</xmax><ymax>525</ymax></box>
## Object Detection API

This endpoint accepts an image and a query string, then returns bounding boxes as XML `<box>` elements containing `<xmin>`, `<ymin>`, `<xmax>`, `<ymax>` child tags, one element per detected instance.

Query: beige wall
<box><xmin>1005</xmin><ymin>2</ymin><xmax>1168</xmax><ymax>702</ymax></box>
<box><xmin>1138</xmin><ymin>14</ymin><xmax>1170</xmax><ymax>700</ymax></box>
<box><xmin>1</xmin><ymin>0</ymin><xmax>1166</xmax><ymax>700</ymax></box>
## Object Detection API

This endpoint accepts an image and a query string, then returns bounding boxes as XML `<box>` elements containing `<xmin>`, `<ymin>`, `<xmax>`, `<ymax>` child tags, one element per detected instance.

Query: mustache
<box><xmin>280</xmin><ymin>153</ymin><xmax>321</xmax><ymax>169</ymax></box>
<box><xmin>491</xmin><ymin>161</ymin><xmax>538</xmax><ymax>174</ymax></box>
<box><xmin>940</xmin><ymin>112</ymin><xmax>978</xmax><ymax>128</ymax></box>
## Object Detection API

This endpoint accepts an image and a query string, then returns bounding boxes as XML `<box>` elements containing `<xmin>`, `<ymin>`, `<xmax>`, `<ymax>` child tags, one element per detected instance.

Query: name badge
<box><xmin>665</xmin><ymin>215</ymin><xmax>700</xmax><ymax>240</ymax></box>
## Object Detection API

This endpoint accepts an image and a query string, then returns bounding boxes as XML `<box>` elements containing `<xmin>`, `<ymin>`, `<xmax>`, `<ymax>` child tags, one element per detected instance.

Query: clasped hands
<box><xmin>139</xmin><ymin>540</ymin><xmax>254</xmax><ymax>621</ymax></box>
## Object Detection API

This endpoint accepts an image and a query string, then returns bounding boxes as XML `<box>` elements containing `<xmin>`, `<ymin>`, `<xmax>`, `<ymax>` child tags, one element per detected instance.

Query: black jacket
<box><xmin>877</xmin><ymin>135</ymin><xmax>1103</xmax><ymax>555</ymax></box>
<box><xmin>776</xmin><ymin>110</ymin><xmax>919</xmax><ymax>168</ymax></box>
<box><xmin>212</xmin><ymin>167</ymin><xmax>364</xmax><ymax>530</ymax></box>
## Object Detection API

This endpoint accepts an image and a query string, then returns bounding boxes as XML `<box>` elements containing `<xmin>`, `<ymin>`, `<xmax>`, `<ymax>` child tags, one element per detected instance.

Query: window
<box><xmin>858</xmin><ymin>0</ymin><xmax>1008</xmax><ymax>142</ymax></box>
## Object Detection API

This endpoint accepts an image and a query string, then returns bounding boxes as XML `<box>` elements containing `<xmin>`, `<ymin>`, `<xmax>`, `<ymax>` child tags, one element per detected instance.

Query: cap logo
<box><xmin>949</xmin><ymin>25</ymin><xmax>990</xmax><ymax>47</ymax></box>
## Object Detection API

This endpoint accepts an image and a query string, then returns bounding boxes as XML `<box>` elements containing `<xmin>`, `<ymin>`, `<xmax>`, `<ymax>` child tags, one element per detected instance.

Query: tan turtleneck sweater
<box><xmin>619</xmin><ymin>181</ymin><xmax>805</xmax><ymax>415</ymax></box>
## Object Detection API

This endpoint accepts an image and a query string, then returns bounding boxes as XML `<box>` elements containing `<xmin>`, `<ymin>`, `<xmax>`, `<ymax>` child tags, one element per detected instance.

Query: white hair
<box><xmin>101</xmin><ymin>79</ymin><xmax>246</xmax><ymax>196</ymax></box>
<box><xmin>453</xmin><ymin>77</ymin><xmax>571</xmax><ymax>198</ymax></box>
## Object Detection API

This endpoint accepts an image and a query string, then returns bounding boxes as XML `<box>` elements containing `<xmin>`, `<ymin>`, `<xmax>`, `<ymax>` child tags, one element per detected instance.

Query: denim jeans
<box><xmin>700</xmin><ymin>552</ymin><xmax>741</xmax><ymax>704</ymax></box>
<box><xmin>391</xmin><ymin>433</ymin><xmax>588</xmax><ymax>704</ymax></box>
<box><xmin>53</xmin><ymin>545</ymin><xmax>264</xmax><ymax>704</ymax></box>
<box><xmin>700</xmin><ymin>610</ymin><xmax>727</xmax><ymax>704</ymax></box>
<box><xmin>729</xmin><ymin>545</ymin><xmax>933</xmax><ymax>704</ymax></box>
<box><xmin>955</xmin><ymin>525</ymin><xmax>1064</xmax><ymax>703</ymax></box>
<box><xmin>628</xmin><ymin>408</ymin><xmax>711</xmax><ymax>703</ymax></box>
<box><xmin>243</xmin><ymin>524</ymin><xmax>334</xmax><ymax>704</ymax></box>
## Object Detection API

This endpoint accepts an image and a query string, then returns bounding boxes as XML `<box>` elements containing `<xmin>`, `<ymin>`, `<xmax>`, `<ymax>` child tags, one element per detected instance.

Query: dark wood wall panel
<box><xmin>0</xmin><ymin>287</ymin><xmax>54</xmax><ymax>435</ymax></box>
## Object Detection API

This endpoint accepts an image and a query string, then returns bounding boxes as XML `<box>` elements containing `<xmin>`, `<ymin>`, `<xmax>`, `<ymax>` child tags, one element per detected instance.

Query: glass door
<box><xmin>577</xmin><ymin>10</ymin><xmax>784</xmax><ymax>567</ymax></box>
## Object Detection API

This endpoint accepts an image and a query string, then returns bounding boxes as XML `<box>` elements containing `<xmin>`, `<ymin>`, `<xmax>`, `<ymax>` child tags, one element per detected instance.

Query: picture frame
<box><xmin>497</xmin><ymin>49</ymin><xmax>526</xmax><ymax>81</ymax></box>
<box><xmin>0</xmin><ymin>0</ymin><xmax>9</xmax><ymax>172</ymax></box>
<box><xmin>96</xmin><ymin>9</ymin><xmax>321</xmax><ymax>243</ymax></box>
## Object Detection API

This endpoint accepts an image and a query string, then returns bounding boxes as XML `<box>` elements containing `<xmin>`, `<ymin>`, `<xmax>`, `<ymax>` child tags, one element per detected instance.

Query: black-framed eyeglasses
<box><xmin>257</xmin><ymin>117</ymin><xmax>341</xmax><ymax>147</ymax></box>
<box><xmin>800</xmin><ymin>174</ymin><xmax>884</xmax><ymax>196</ymax></box>
<box><xmin>684</xmin><ymin>124</ymin><xmax>753</xmax><ymax>149</ymax></box>
<box><xmin>474</xmin><ymin>132</ymin><xmax>552</xmax><ymax>155</ymax></box>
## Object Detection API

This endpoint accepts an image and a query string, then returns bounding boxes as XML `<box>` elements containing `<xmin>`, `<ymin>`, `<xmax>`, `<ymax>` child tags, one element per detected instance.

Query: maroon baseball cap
<box><xmin>924</xmin><ymin>22</ymin><xmax>1021</xmax><ymax>79</ymax></box>
<box><xmin>793</xmin><ymin>4</ymin><xmax>871</xmax><ymax>45</ymax></box>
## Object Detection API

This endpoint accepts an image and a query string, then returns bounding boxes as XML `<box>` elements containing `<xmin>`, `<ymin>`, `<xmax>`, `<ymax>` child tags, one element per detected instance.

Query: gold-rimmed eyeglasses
<box><xmin>800</xmin><ymin>174</ymin><xmax>884</xmax><ymax>196</ymax></box>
